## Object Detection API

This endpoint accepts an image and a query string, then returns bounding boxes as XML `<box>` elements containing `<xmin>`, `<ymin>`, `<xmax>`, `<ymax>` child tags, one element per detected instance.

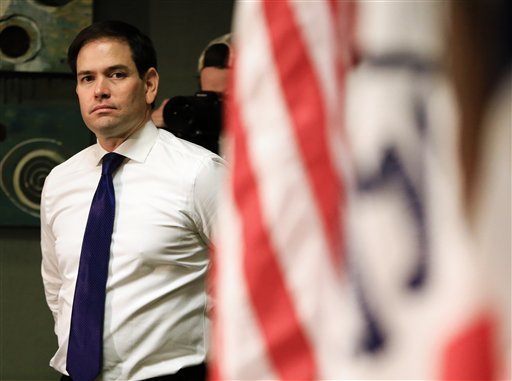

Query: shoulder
<box><xmin>155</xmin><ymin>128</ymin><xmax>226</xmax><ymax>172</ymax></box>
<box><xmin>44</xmin><ymin>144</ymin><xmax>97</xmax><ymax>185</ymax></box>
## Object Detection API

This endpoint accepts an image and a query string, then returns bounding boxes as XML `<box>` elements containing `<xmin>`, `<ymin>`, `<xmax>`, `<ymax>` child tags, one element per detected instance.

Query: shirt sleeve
<box><xmin>191</xmin><ymin>155</ymin><xmax>227</xmax><ymax>245</ymax></box>
<box><xmin>40</xmin><ymin>177</ymin><xmax>62</xmax><ymax>332</ymax></box>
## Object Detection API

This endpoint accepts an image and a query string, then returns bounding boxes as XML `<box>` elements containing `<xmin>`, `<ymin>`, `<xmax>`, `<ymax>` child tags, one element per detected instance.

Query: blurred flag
<box><xmin>343</xmin><ymin>2</ymin><xmax>500</xmax><ymax>379</ymax></box>
<box><xmin>211</xmin><ymin>1</ymin><xmax>502</xmax><ymax>380</ymax></box>
<box><xmin>469</xmin><ymin>69</ymin><xmax>511</xmax><ymax>380</ymax></box>
<box><xmin>211</xmin><ymin>0</ymin><xmax>354</xmax><ymax>379</ymax></box>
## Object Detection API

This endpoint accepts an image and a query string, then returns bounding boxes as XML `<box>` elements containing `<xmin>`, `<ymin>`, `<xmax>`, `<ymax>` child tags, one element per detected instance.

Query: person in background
<box><xmin>151</xmin><ymin>34</ymin><xmax>232</xmax><ymax>129</ymax></box>
<box><xmin>40</xmin><ymin>20</ymin><xmax>225</xmax><ymax>381</ymax></box>
<box><xmin>196</xmin><ymin>33</ymin><xmax>232</xmax><ymax>94</ymax></box>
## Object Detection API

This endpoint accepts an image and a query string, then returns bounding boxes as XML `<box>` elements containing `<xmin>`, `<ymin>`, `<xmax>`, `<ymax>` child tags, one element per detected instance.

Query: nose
<box><xmin>94</xmin><ymin>77</ymin><xmax>110</xmax><ymax>99</ymax></box>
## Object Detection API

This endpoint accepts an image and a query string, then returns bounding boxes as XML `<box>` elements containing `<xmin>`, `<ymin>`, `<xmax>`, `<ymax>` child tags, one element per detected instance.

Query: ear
<box><xmin>144</xmin><ymin>67</ymin><xmax>159</xmax><ymax>105</ymax></box>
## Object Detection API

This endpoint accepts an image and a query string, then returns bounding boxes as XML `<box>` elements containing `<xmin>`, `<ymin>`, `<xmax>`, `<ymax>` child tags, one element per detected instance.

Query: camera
<box><xmin>162</xmin><ymin>91</ymin><xmax>222</xmax><ymax>154</ymax></box>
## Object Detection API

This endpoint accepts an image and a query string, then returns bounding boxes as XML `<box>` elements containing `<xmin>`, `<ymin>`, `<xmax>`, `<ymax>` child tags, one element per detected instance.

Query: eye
<box><xmin>80</xmin><ymin>75</ymin><xmax>94</xmax><ymax>83</ymax></box>
<box><xmin>111</xmin><ymin>71</ymin><xmax>127</xmax><ymax>79</ymax></box>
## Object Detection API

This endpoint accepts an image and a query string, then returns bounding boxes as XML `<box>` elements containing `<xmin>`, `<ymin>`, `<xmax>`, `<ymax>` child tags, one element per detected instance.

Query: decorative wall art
<box><xmin>1</xmin><ymin>0</ymin><xmax>94</xmax><ymax>226</ymax></box>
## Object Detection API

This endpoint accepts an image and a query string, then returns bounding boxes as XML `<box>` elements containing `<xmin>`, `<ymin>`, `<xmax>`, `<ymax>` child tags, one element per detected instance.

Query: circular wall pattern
<box><xmin>0</xmin><ymin>138</ymin><xmax>64</xmax><ymax>217</ymax></box>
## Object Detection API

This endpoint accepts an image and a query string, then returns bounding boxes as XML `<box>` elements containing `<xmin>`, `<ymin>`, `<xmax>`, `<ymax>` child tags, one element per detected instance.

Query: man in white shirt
<box><xmin>40</xmin><ymin>20</ymin><xmax>225</xmax><ymax>381</ymax></box>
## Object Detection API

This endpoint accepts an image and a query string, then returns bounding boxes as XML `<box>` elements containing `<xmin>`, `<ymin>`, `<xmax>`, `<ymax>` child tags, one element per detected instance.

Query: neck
<box><xmin>97</xmin><ymin>116</ymin><xmax>150</xmax><ymax>152</ymax></box>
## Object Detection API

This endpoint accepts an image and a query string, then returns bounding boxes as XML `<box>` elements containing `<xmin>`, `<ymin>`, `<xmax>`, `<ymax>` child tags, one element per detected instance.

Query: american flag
<box><xmin>211</xmin><ymin>1</ymin><xmax>503</xmax><ymax>380</ymax></box>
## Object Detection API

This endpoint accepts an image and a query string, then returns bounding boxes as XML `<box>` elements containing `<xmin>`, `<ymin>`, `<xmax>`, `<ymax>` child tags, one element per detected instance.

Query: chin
<box><xmin>88</xmin><ymin>117</ymin><xmax>116</xmax><ymax>130</ymax></box>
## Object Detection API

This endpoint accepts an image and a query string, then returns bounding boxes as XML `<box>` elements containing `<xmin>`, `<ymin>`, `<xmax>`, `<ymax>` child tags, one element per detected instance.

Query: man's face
<box><xmin>200</xmin><ymin>67</ymin><xmax>230</xmax><ymax>94</ymax></box>
<box><xmin>75</xmin><ymin>37</ymin><xmax>157</xmax><ymax>141</ymax></box>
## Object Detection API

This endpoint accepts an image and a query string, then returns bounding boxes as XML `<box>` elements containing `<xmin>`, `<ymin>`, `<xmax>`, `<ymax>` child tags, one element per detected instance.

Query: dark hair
<box><xmin>202</xmin><ymin>43</ymin><xmax>230</xmax><ymax>69</ymax></box>
<box><xmin>67</xmin><ymin>20</ymin><xmax>157</xmax><ymax>78</ymax></box>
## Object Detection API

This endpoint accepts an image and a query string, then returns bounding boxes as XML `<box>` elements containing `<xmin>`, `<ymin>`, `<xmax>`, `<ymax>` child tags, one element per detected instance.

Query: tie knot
<box><xmin>102</xmin><ymin>152</ymin><xmax>125</xmax><ymax>175</ymax></box>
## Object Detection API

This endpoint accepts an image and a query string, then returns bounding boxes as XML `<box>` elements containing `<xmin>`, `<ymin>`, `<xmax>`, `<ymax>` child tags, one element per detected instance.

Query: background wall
<box><xmin>148</xmin><ymin>0</ymin><xmax>234</xmax><ymax>101</ymax></box>
<box><xmin>0</xmin><ymin>0</ymin><xmax>234</xmax><ymax>379</ymax></box>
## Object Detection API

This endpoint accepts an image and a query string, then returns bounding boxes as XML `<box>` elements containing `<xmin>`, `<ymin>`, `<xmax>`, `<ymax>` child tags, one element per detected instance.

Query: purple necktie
<box><xmin>67</xmin><ymin>152</ymin><xmax>125</xmax><ymax>381</ymax></box>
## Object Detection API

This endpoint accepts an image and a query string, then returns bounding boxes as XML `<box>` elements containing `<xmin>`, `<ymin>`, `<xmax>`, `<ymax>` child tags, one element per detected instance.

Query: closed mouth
<box><xmin>91</xmin><ymin>105</ymin><xmax>115</xmax><ymax>113</ymax></box>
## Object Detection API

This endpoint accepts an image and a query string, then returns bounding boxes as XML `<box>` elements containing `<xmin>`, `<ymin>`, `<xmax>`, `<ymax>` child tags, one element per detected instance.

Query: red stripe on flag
<box><xmin>440</xmin><ymin>312</ymin><xmax>497</xmax><ymax>380</ymax></box>
<box><xmin>227</xmin><ymin>63</ymin><xmax>317</xmax><ymax>380</ymax></box>
<box><xmin>263</xmin><ymin>0</ymin><xmax>345</xmax><ymax>267</ymax></box>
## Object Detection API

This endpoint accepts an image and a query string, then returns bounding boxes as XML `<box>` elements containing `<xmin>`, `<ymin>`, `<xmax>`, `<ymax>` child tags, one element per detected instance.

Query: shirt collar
<box><xmin>91</xmin><ymin>121</ymin><xmax>159</xmax><ymax>166</ymax></box>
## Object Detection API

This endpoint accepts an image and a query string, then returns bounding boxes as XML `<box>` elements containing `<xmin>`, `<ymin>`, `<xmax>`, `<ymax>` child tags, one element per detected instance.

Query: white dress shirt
<box><xmin>40</xmin><ymin>122</ymin><xmax>226</xmax><ymax>380</ymax></box>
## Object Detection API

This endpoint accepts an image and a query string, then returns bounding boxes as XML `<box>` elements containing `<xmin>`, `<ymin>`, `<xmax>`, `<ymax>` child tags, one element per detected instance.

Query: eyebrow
<box><xmin>77</xmin><ymin>64</ymin><xmax>131</xmax><ymax>77</ymax></box>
